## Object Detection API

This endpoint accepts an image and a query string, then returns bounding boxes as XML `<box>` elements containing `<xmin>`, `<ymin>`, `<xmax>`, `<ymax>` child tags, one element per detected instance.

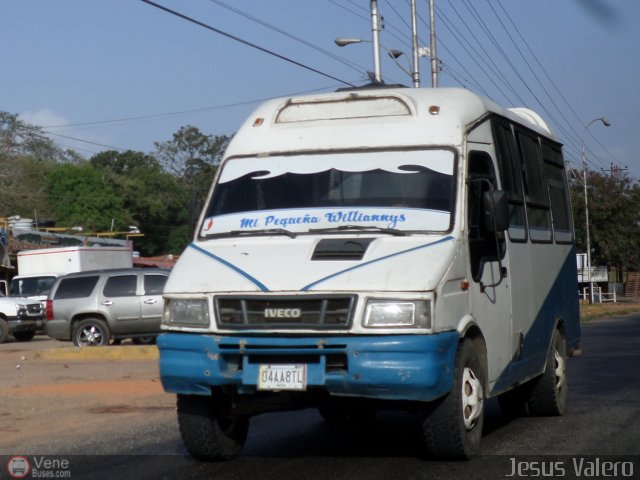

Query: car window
<box><xmin>144</xmin><ymin>274</ymin><xmax>167</xmax><ymax>295</ymax></box>
<box><xmin>54</xmin><ymin>276</ymin><xmax>100</xmax><ymax>300</ymax></box>
<box><xmin>103</xmin><ymin>275</ymin><xmax>137</xmax><ymax>297</ymax></box>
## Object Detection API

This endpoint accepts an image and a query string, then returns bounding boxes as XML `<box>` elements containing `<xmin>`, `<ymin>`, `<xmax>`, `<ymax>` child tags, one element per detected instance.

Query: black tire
<box><xmin>177</xmin><ymin>393</ymin><xmax>249</xmax><ymax>461</ymax></box>
<box><xmin>0</xmin><ymin>318</ymin><xmax>8</xmax><ymax>343</ymax></box>
<box><xmin>13</xmin><ymin>331</ymin><xmax>36</xmax><ymax>342</ymax></box>
<box><xmin>72</xmin><ymin>319</ymin><xmax>110</xmax><ymax>347</ymax></box>
<box><xmin>132</xmin><ymin>336</ymin><xmax>156</xmax><ymax>345</ymax></box>
<box><xmin>527</xmin><ymin>328</ymin><xmax>567</xmax><ymax>416</ymax></box>
<box><xmin>422</xmin><ymin>338</ymin><xmax>485</xmax><ymax>458</ymax></box>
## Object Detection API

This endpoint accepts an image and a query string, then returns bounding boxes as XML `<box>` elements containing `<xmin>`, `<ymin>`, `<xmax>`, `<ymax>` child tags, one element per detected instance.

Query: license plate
<box><xmin>258</xmin><ymin>364</ymin><xmax>307</xmax><ymax>391</ymax></box>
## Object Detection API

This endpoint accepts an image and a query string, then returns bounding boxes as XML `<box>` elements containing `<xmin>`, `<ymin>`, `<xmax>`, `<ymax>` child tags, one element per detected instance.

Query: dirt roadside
<box><xmin>0</xmin><ymin>336</ymin><xmax>176</xmax><ymax>454</ymax></box>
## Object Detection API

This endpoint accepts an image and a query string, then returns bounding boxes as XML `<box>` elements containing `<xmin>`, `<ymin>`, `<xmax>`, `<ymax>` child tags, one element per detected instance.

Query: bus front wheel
<box><xmin>422</xmin><ymin>338</ymin><xmax>485</xmax><ymax>458</ymax></box>
<box><xmin>177</xmin><ymin>393</ymin><xmax>249</xmax><ymax>461</ymax></box>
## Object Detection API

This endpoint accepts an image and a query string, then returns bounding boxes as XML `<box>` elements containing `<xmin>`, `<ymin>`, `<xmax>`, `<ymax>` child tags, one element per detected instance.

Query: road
<box><xmin>1</xmin><ymin>315</ymin><xmax>640</xmax><ymax>480</ymax></box>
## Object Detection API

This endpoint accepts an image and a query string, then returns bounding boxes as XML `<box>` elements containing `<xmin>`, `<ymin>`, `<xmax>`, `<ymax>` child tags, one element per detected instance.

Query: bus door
<box><xmin>466</xmin><ymin>147</ymin><xmax>512</xmax><ymax>388</ymax></box>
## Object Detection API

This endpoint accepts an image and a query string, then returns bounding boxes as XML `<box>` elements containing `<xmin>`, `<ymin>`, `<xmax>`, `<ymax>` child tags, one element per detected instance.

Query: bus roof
<box><xmin>225</xmin><ymin>87</ymin><xmax>558</xmax><ymax>158</ymax></box>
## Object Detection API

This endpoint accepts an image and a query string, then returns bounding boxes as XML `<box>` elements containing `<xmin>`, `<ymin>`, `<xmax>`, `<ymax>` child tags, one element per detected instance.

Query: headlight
<box><xmin>363</xmin><ymin>300</ymin><xmax>431</xmax><ymax>329</ymax></box>
<box><xmin>164</xmin><ymin>299</ymin><xmax>210</xmax><ymax>327</ymax></box>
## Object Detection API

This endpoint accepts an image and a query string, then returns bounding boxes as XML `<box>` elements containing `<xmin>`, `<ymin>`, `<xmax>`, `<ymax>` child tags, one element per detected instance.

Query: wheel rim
<box><xmin>78</xmin><ymin>325</ymin><xmax>104</xmax><ymax>346</ymax></box>
<box><xmin>462</xmin><ymin>367</ymin><xmax>484</xmax><ymax>430</ymax></box>
<box><xmin>554</xmin><ymin>349</ymin><xmax>566</xmax><ymax>391</ymax></box>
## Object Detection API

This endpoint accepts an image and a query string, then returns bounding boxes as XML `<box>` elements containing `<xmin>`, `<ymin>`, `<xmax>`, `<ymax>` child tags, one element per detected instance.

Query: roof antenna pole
<box><xmin>410</xmin><ymin>0</ymin><xmax>420</xmax><ymax>87</ymax></box>
<box><xmin>429</xmin><ymin>0</ymin><xmax>439</xmax><ymax>87</ymax></box>
<box><xmin>370</xmin><ymin>0</ymin><xmax>383</xmax><ymax>83</ymax></box>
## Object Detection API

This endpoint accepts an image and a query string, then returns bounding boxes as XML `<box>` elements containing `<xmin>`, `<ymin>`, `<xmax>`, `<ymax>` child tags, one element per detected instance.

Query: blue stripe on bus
<box><xmin>188</xmin><ymin>243</ymin><xmax>270</xmax><ymax>292</ymax></box>
<box><xmin>491</xmin><ymin>245</ymin><xmax>580</xmax><ymax>394</ymax></box>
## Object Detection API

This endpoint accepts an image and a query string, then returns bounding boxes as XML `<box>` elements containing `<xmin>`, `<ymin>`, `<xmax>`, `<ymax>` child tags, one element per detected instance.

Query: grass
<box><xmin>580</xmin><ymin>302</ymin><xmax>640</xmax><ymax>322</ymax></box>
<box><xmin>34</xmin><ymin>345</ymin><xmax>159</xmax><ymax>361</ymax></box>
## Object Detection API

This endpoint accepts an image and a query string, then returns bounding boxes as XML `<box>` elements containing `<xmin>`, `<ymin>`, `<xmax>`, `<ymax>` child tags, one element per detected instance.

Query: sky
<box><xmin>1</xmin><ymin>0</ymin><xmax>638</xmax><ymax>177</ymax></box>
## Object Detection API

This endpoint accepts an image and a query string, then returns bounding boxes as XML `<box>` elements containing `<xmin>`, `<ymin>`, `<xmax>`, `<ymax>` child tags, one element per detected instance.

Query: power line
<box><xmin>42</xmin><ymin>99</ymin><xmax>274</xmax><ymax>130</ymax></box>
<box><xmin>207</xmin><ymin>0</ymin><xmax>367</xmax><ymax>75</ymax></box>
<box><xmin>480</xmin><ymin>0</ymin><xmax>600</xmax><ymax>167</ymax></box>
<box><xmin>433</xmin><ymin>1</ymin><xmax>610</xmax><ymax>171</ymax></box>
<box><xmin>139</xmin><ymin>0</ymin><xmax>355</xmax><ymax>87</ymax></box>
<box><xmin>401</xmin><ymin>1</ymin><xmax>492</xmax><ymax>96</ymax></box>
<box><xmin>325</xmin><ymin>0</ymin><xmax>369</xmax><ymax>22</ymax></box>
<box><xmin>42</xmin><ymin>132</ymin><xmax>126</xmax><ymax>152</ymax></box>
<box><xmin>326</xmin><ymin>0</ymin><xmax>414</xmax><ymax>55</ymax></box>
<box><xmin>40</xmin><ymin>84</ymin><xmax>351</xmax><ymax>130</ymax></box>
<box><xmin>435</xmin><ymin>3</ymin><xmax>520</xmax><ymax>106</ymax></box>
<box><xmin>456</xmin><ymin>0</ymin><xmax>589</xmax><ymax>165</ymax></box>
<box><xmin>493</xmin><ymin>0</ymin><xmax>619</xmax><ymax>169</ymax></box>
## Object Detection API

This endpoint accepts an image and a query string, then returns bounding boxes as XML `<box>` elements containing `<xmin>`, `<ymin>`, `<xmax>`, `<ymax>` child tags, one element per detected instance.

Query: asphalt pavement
<box><xmin>2</xmin><ymin>315</ymin><xmax>640</xmax><ymax>480</ymax></box>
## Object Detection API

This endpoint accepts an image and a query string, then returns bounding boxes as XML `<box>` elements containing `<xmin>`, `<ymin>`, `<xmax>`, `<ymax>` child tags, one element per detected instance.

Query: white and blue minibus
<box><xmin>158</xmin><ymin>86</ymin><xmax>580</xmax><ymax>460</ymax></box>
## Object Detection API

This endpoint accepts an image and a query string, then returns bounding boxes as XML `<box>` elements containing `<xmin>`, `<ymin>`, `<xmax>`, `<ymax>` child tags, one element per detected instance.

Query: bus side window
<box><xmin>517</xmin><ymin>131</ymin><xmax>552</xmax><ymax>242</ymax></box>
<box><xmin>542</xmin><ymin>142</ymin><xmax>573</xmax><ymax>243</ymax></box>
<box><xmin>468</xmin><ymin>151</ymin><xmax>505</xmax><ymax>283</ymax></box>
<box><xmin>492</xmin><ymin>119</ymin><xmax>527</xmax><ymax>241</ymax></box>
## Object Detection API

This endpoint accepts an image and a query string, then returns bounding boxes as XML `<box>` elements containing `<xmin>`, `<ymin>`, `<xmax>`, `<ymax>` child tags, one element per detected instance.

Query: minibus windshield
<box><xmin>200</xmin><ymin>149</ymin><xmax>455</xmax><ymax>237</ymax></box>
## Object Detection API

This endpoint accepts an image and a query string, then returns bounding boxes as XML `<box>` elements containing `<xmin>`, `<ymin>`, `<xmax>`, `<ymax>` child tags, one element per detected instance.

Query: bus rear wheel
<box><xmin>527</xmin><ymin>328</ymin><xmax>567</xmax><ymax>416</ymax></box>
<box><xmin>177</xmin><ymin>393</ymin><xmax>249</xmax><ymax>461</ymax></box>
<box><xmin>422</xmin><ymin>338</ymin><xmax>485</xmax><ymax>458</ymax></box>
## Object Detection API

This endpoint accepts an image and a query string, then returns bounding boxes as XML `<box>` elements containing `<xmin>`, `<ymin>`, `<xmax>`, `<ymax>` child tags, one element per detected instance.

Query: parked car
<box><xmin>0</xmin><ymin>291</ymin><xmax>45</xmax><ymax>343</ymax></box>
<box><xmin>45</xmin><ymin>268</ymin><xmax>170</xmax><ymax>346</ymax></box>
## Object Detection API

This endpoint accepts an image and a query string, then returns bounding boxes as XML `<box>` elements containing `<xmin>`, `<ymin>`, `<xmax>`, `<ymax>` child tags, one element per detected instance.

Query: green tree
<box><xmin>90</xmin><ymin>149</ymin><xmax>157</xmax><ymax>174</ymax></box>
<box><xmin>90</xmin><ymin>150</ymin><xmax>190</xmax><ymax>255</ymax></box>
<box><xmin>570</xmin><ymin>170</ymin><xmax>640</xmax><ymax>276</ymax></box>
<box><xmin>1</xmin><ymin>112</ymin><xmax>58</xmax><ymax>161</ymax></box>
<box><xmin>0</xmin><ymin>112</ymin><xmax>80</xmax><ymax>218</ymax></box>
<box><xmin>0</xmin><ymin>156</ymin><xmax>57</xmax><ymax>218</ymax></box>
<box><xmin>154</xmin><ymin>126</ymin><xmax>229</xmax><ymax>231</ymax></box>
<box><xmin>45</xmin><ymin>163</ymin><xmax>131</xmax><ymax>232</ymax></box>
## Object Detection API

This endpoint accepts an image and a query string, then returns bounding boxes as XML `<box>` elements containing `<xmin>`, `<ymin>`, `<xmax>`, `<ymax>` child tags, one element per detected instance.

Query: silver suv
<box><xmin>45</xmin><ymin>268</ymin><xmax>169</xmax><ymax>346</ymax></box>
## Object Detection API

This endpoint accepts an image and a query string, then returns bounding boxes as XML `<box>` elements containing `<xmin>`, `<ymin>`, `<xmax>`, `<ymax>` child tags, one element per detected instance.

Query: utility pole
<box><xmin>428</xmin><ymin>0</ymin><xmax>438</xmax><ymax>87</ymax></box>
<box><xmin>581</xmin><ymin>117</ymin><xmax>611</xmax><ymax>304</ymax></box>
<box><xmin>370</xmin><ymin>0</ymin><xmax>382</xmax><ymax>83</ymax></box>
<box><xmin>410</xmin><ymin>0</ymin><xmax>420</xmax><ymax>87</ymax></box>
<box><xmin>601</xmin><ymin>163</ymin><xmax>628</xmax><ymax>177</ymax></box>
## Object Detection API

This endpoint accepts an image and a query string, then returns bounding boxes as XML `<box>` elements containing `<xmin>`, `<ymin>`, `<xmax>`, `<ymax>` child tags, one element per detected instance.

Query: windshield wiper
<box><xmin>206</xmin><ymin>228</ymin><xmax>297</xmax><ymax>239</ymax></box>
<box><xmin>308</xmin><ymin>225</ymin><xmax>407</xmax><ymax>236</ymax></box>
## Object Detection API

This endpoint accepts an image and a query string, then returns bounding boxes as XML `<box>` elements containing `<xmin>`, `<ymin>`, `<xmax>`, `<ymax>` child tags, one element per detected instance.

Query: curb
<box><xmin>34</xmin><ymin>345</ymin><xmax>159</xmax><ymax>361</ymax></box>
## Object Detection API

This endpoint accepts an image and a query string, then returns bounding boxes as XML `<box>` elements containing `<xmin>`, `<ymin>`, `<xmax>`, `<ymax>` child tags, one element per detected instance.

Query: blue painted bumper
<box><xmin>157</xmin><ymin>332</ymin><xmax>459</xmax><ymax>402</ymax></box>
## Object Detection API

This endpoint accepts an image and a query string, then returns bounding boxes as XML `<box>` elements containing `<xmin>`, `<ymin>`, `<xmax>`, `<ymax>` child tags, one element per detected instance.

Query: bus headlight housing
<box><xmin>164</xmin><ymin>299</ymin><xmax>210</xmax><ymax>327</ymax></box>
<box><xmin>363</xmin><ymin>300</ymin><xmax>431</xmax><ymax>329</ymax></box>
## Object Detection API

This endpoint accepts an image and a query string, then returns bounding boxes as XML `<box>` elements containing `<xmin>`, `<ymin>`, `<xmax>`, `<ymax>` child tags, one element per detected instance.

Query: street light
<box><xmin>581</xmin><ymin>116</ymin><xmax>611</xmax><ymax>304</ymax></box>
<box><xmin>335</xmin><ymin>37</ymin><xmax>414</xmax><ymax>82</ymax></box>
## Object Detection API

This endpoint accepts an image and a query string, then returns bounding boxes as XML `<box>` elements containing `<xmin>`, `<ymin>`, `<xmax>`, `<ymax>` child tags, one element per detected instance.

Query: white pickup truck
<box><xmin>0</xmin><ymin>281</ymin><xmax>46</xmax><ymax>343</ymax></box>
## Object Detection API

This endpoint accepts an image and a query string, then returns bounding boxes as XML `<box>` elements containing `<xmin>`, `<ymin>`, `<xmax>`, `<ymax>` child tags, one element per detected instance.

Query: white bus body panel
<box><xmin>161</xmin><ymin>87</ymin><xmax>578</xmax><ymax>401</ymax></box>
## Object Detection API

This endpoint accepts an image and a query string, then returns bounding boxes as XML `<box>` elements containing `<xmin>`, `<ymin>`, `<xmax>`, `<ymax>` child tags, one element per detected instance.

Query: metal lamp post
<box><xmin>334</xmin><ymin>38</ymin><xmax>413</xmax><ymax>80</ymax></box>
<box><xmin>581</xmin><ymin>116</ymin><xmax>611</xmax><ymax>304</ymax></box>
<box><xmin>336</xmin><ymin>0</ymin><xmax>429</xmax><ymax>88</ymax></box>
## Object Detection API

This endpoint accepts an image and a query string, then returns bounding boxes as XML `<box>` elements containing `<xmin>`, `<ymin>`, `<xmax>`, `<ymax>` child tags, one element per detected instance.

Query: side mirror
<box><xmin>483</xmin><ymin>190</ymin><xmax>509</xmax><ymax>233</ymax></box>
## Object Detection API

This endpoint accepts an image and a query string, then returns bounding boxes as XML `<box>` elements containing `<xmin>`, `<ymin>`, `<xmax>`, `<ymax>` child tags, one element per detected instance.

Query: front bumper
<box><xmin>7</xmin><ymin>317</ymin><xmax>43</xmax><ymax>332</ymax></box>
<box><xmin>158</xmin><ymin>332</ymin><xmax>459</xmax><ymax>402</ymax></box>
